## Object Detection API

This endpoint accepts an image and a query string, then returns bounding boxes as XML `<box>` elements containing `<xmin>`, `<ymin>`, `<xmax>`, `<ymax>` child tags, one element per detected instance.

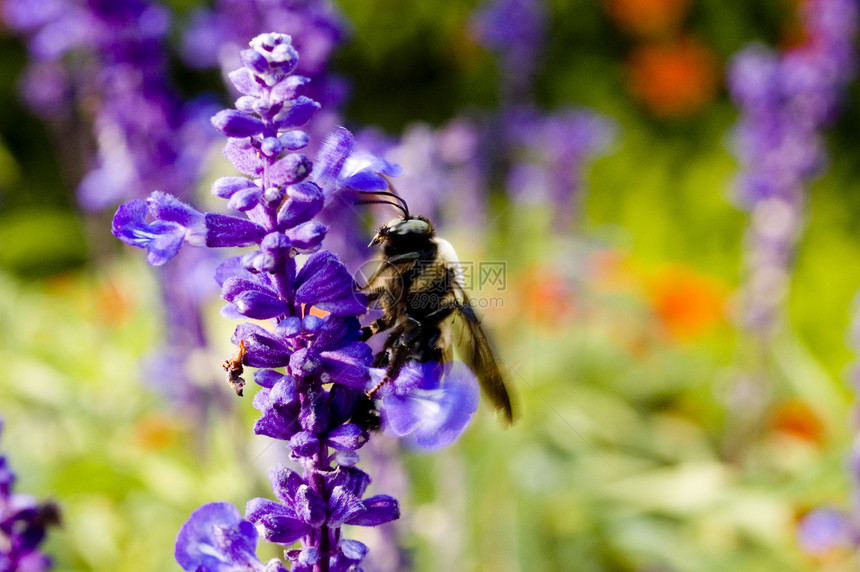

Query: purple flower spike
<box><xmin>728</xmin><ymin>0</ymin><xmax>857</xmax><ymax>334</ymax></box>
<box><xmin>110</xmin><ymin>32</ymin><xmax>472</xmax><ymax>570</ymax></box>
<box><xmin>471</xmin><ymin>0</ymin><xmax>546</xmax><ymax>101</ymax></box>
<box><xmin>379</xmin><ymin>361</ymin><xmax>480</xmax><ymax>450</ymax></box>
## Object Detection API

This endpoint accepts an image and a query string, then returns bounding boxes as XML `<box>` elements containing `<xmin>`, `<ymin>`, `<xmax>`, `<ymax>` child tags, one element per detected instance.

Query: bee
<box><xmin>356</xmin><ymin>190</ymin><xmax>513</xmax><ymax>425</ymax></box>
<box><xmin>222</xmin><ymin>339</ymin><xmax>247</xmax><ymax>396</ymax></box>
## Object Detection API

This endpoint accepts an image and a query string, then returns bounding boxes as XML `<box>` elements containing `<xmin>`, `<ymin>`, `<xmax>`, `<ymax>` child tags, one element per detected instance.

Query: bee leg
<box><xmin>365</xmin><ymin>376</ymin><xmax>389</xmax><ymax>399</ymax></box>
<box><xmin>363</xmin><ymin>286</ymin><xmax>385</xmax><ymax>302</ymax></box>
<box><xmin>366</xmin><ymin>327</ymin><xmax>419</xmax><ymax>398</ymax></box>
<box><xmin>366</xmin><ymin>346</ymin><xmax>409</xmax><ymax>398</ymax></box>
<box><xmin>360</xmin><ymin>317</ymin><xmax>389</xmax><ymax>341</ymax></box>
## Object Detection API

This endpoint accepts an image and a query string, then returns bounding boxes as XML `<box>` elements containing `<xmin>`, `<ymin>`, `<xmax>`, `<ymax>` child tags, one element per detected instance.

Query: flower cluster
<box><xmin>4</xmin><ymin>0</ymin><xmax>223</xmax><ymax>409</ymax></box>
<box><xmin>181</xmin><ymin>0</ymin><xmax>346</xmax><ymax>86</ymax></box>
<box><xmin>180</xmin><ymin>0</ymin><xmax>349</xmax><ymax>160</ymax></box>
<box><xmin>504</xmin><ymin>108</ymin><xmax>616</xmax><ymax>230</ymax></box>
<box><xmin>180</xmin><ymin>0</ymin><xmax>379</xmax><ymax>282</ymax></box>
<box><xmin>470</xmin><ymin>0</ymin><xmax>616</xmax><ymax>230</ymax></box>
<box><xmin>0</xmin><ymin>419</ymin><xmax>60</xmax><ymax>572</ymax></box>
<box><xmin>3</xmin><ymin>0</ymin><xmax>217</xmax><ymax>211</ymax></box>
<box><xmin>471</xmin><ymin>0</ymin><xmax>546</xmax><ymax>103</ymax></box>
<box><xmin>727</xmin><ymin>0</ymin><xmax>857</xmax><ymax>333</ymax></box>
<box><xmin>113</xmin><ymin>33</ymin><xmax>479</xmax><ymax>570</ymax></box>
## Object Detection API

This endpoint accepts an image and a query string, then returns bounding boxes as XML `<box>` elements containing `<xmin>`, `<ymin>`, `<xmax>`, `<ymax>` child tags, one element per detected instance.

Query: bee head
<box><xmin>355</xmin><ymin>187</ymin><xmax>432</xmax><ymax>249</ymax></box>
<box><xmin>369</xmin><ymin>215</ymin><xmax>434</xmax><ymax>248</ymax></box>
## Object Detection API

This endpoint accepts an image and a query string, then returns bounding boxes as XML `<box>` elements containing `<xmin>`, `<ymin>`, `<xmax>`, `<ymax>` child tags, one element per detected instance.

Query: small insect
<box><xmin>356</xmin><ymin>190</ymin><xmax>513</xmax><ymax>425</ymax></box>
<box><xmin>222</xmin><ymin>339</ymin><xmax>247</xmax><ymax>396</ymax></box>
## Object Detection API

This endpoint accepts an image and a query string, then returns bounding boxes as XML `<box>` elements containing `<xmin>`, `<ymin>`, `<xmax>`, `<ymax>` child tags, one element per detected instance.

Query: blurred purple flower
<box><xmin>471</xmin><ymin>0</ymin><xmax>546</xmax><ymax>102</ymax></box>
<box><xmin>4</xmin><ymin>0</ymin><xmax>217</xmax><ymax>210</ymax></box>
<box><xmin>4</xmin><ymin>0</ymin><xmax>224</xmax><ymax>411</ymax></box>
<box><xmin>505</xmin><ymin>107</ymin><xmax>616</xmax><ymax>229</ymax></box>
<box><xmin>0</xmin><ymin>419</ymin><xmax>60</xmax><ymax>572</ymax></box>
<box><xmin>727</xmin><ymin>0</ymin><xmax>857</xmax><ymax>333</ymax></box>
<box><xmin>470</xmin><ymin>0</ymin><xmax>616</xmax><ymax>232</ymax></box>
<box><xmin>797</xmin><ymin>508</ymin><xmax>852</xmax><ymax>555</ymax></box>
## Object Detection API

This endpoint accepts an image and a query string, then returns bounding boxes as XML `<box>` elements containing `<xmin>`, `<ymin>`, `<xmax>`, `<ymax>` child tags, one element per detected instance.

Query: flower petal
<box><xmin>275</xmin><ymin>96</ymin><xmax>320</xmax><ymax>130</ymax></box>
<box><xmin>280</xmin><ymin>130</ymin><xmax>310</xmax><ymax>150</ymax></box>
<box><xmin>175</xmin><ymin>502</ymin><xmax>262</xmax><ymax>572</ymax></box>
<box><xmin>269</xmin><ymin>153</ymin><xmax>312</xmax><ymax>185</ymax></box>
<box><xmin>212</xmin><ymin>109</ymin><xmax>266</xmax><ymax>138</ymax></box>
<box><xmin>312</xmin><ymin>127</ymin><xmax>354</xmax><ymax>198</ymax></box>
<box><xmin>340</xmin><ymin>170</ymin><xmax>388</xmax><ymax>192</ymax></box>
<box><xmin>254</xmin><ymin>369</ymin><xmax>287</xmax><ymax>389</ymax></box>
<box><xmin>228</xmin><ymin>68</ymin><xmax>261</xmax><ymax>96</ymax></box>
<box><xmin>147</xmin><ymin>192</ymin><xmax>206</xmax><ymax>245</ymax></box>
<box><xmin>289</xmin><ymin>430</ymin><xmax>320</xmax><ymax>457</ymax></box>
<box><xmin>232</xmin><ymin>290</ymin><xmax>290</xmax><ymax>320</ymax></box>
<box><xmin>112</xmin><ymin>201</ymin><xmax>188</xmax><ymax>267</ymax></box>
<box><xmin>325</xmin><ymin>424</ymin><xmax>367</xmax><ymax>451</ymax></box>
<box><xmin>277</xmin><ymin>182</ymin><xmax>324</xmax><ymax>230</ymax></box>
<box><xmin>205</xmin><ymin>213</ymin><xmax>267</xmax><ymax>248</ymax></box>
<box><xmin>345</xmin><ymin>495</ymin><xmax>400</xmax><ymax>527</ymax></box>
<box><xmin>294</xmin><ymin>251</ymin><xmax>367</xmax><ymax>315</ymax></box>
<box><xmin>224</xmin><ymin>138</ymin><xmax>264</xmax><ymax>176</ymax></box>
<box><xmin>227</xmin><ymin>187</ymin><xmax>263</xmax><ymax>211</ymax></box>
<box><xmin>244</xmin><ymin>497</ymin><xmax>293</xmax><ymax>526</ymax></box>
<box><xmin>294</xmin><ymin>485</ymin><xmax>327</xmax><ymax>527</ymax></box>
<box><xmin>212</xmin><ymin>176</ymin><xmax>258</xmax><ymax>199</ymax></box>
<box><xmin>320</xmin><ymin>342</ymin><xmax>372</xmax><ymax>388</ymax></box>
<box><xmin>338</xmin><ymin>539</ymin><xmax>368</xmax><ymax>561</ymax></box>
<box><xmin>268</xmin><ymin>465</ymin><xmax>304</xmax><ymax>504</ymax></box>
<box><xmin>380</xmin><ymin>362</ymin><xmax>479</xmax><ymax>450</ymax></box>
<box><xmin>258</xmin><ymin>514</ymin><xmax>311</xmax><ymax>545</ymax></box>
<box><xmin>270</xmin><ymin>75</ymin><xmax>310</xmax><ymax>102</ymax></box>
<box><xmin>326</xmin><ymin>485</ymin><xmax>364</xmax><ymax>527</ymax></box>
<box><xmin>233</xmin><ymin>323</ymin><xmax>292</xmax><ymax>367</ymax></box>
<box><xmin>286</xmin><ymin>221</ymin><xmax>327</xmax><ymax>253</ymax></box>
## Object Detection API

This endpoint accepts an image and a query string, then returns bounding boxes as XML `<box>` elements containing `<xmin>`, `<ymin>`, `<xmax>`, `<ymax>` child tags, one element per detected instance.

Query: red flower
<box><xmin>606</xmin><ymin>0</ymin><xmax>691</xmax><ymax>38</ymax></box>
<box><xmin>627</xmin><ymin>36</ymin><xmax>719</xmax><ymax>117</ymax></box>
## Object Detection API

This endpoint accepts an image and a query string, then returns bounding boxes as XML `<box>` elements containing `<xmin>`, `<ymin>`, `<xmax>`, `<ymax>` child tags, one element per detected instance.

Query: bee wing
<box><xmin>361</xmin><ymin>256</ymin><xmax>416</xmax><ymax>304</ymax></box>
<box><xmin>361</xmin><ymin>257</ymin><xmax>406</xmax><ymax>289</ymax></box>
<box><xmin>450</xmin><ymin>287</ymin><xmax>514</xmax><ymax>425</ymax></box>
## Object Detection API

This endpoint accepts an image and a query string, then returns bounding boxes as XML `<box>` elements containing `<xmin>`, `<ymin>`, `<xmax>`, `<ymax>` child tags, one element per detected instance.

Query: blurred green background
<box><xmin>2</xmin><ymin>0</ymin><xmax>860</xmax><ymax>570</ymax></box>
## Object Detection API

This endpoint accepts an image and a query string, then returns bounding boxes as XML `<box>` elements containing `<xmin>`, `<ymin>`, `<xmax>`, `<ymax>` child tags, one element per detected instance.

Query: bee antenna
<box><xmin>383</xmin><ymin>179</ymin><xmax>411</xmax><ymax>217</ymax></box>
<box><xmin>356</xmin><ymin>190</ymin><xmax>410</xmax><ymax>218</ymax></box>
<box><xmin>358</xmin><ymin>175</ymin><xmax>411</xmax><ymax>217</ymax></box>
<box><xmin>354</xmin><ymin>198</ymin><xmax>408</xmax><ymax>217</ymax></box>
